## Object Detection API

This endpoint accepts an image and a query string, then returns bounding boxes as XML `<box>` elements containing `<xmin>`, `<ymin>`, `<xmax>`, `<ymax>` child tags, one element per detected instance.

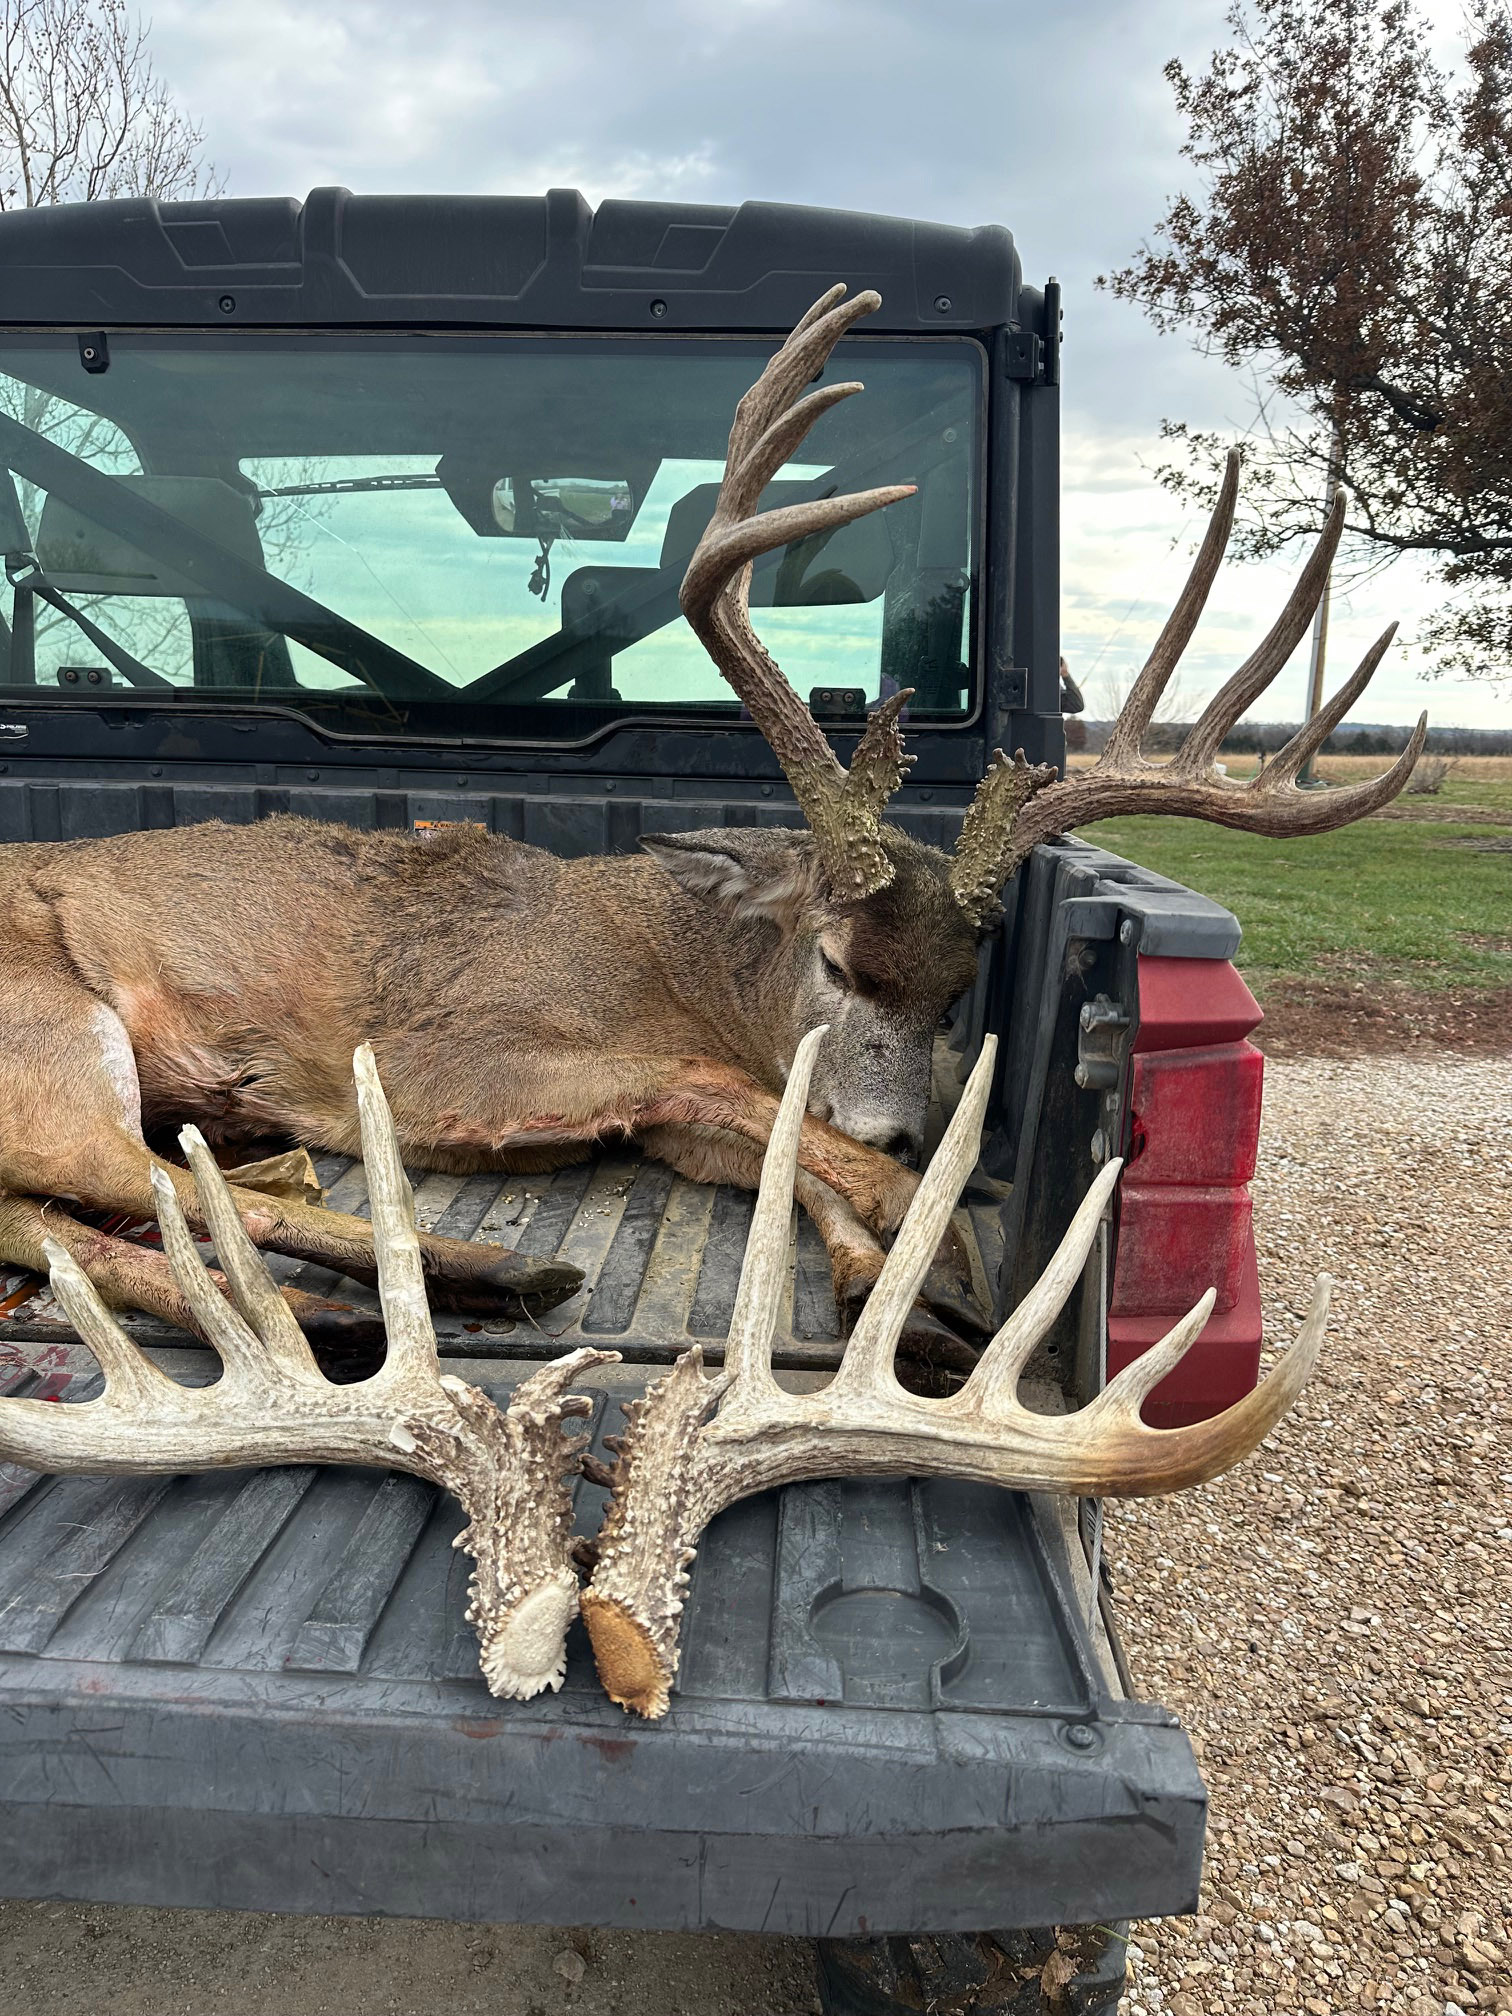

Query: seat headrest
<box><xmin>35</xmin><ymin>476</ymin><xmax>265</xmax><ymax>597</ymax></box>
<box><xmin>659</xmin><ymin>479</ymin><xmax>894</xmax><ymax>606</ymax></box>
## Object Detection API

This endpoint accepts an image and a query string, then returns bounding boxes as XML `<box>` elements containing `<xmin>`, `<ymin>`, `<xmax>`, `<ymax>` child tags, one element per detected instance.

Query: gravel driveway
<box><xmin>1112</xmin><ymin>1053</ymin><xmax>1512</xmax><ymax>2016</ymax></box>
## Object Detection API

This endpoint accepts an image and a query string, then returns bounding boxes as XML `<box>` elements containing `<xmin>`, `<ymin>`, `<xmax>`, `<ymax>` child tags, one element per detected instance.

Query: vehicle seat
<box><xmin>33</xmin><ymin>476</ymin><xmax>297</xmax><ymax>690</ymax></box>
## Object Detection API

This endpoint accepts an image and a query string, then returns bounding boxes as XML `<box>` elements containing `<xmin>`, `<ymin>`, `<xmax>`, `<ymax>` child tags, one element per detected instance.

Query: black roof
<box><xmin>0</xmin><ymin>187</ymin><xmax>1023</xmax><ymax>335</ymax></box>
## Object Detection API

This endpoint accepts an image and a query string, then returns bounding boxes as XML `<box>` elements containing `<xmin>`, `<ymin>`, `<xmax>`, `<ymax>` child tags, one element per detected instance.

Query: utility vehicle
<box><xmin>0</xmin><ymin>188</ymin><xmax>1272</xmax><ymax>2014</ymax></box>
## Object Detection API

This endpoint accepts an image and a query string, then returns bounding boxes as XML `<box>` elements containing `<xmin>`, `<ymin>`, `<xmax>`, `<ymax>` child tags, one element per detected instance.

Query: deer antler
<box><xmin>0</xmin><ymin>1044</ymin><xmax>617</xmax><ymax>1700</ymax></box>
<box><xmin>948</xmin><ymin>449</ymin><xmax>1428</xmax><ymax>927</ymax></box>
<box><xmin>679</xmin><ymin>283</ymin><xmax>918</xmax><ymax>900</ymax></box>
<box><xmin>680</xmin><ymin>291</ymin><xmax>1423</xmax><ymax>925</ymax></box>
<box><xmin>581</xmin><ymin>1025</ymin><xmax>1327</xmax><ymax>1717</ymax></box>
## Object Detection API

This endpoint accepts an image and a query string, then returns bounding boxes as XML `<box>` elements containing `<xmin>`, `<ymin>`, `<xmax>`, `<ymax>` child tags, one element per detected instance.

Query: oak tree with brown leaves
<box><xmin>1105</xmin><ymin>0</ymin><xmax>1512</xmax><ymax>683</ymax></box>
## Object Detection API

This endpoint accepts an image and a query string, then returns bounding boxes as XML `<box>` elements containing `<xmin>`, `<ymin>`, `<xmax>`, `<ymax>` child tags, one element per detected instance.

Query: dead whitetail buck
<box><xmin>0</xmin><ymin>1045</ymin><xmax>617</xmax><ymax>1700</ymax></box>
<box><xmin>582</xmin><ymin>1025</ymin><xmax>1329</xmax><ymax>1716</ymax></box>
<box><xmin>0</xmin><ymin>286</ymin><xmax>1420</xmax><ymax>1357</ymax></box>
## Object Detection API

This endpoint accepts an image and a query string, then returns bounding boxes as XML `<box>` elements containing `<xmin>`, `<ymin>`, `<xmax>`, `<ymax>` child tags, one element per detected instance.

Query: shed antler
<box><xmin>681</xmin><ymin>287</ymin><xmax>1425</xmax><ymax>925</ymax></box>
<box><xmin>581</xmin><ymin>1026</ymin><xmax>1328</xmax><ymax>1717</ymax></box>
<box><xmin>0</xmin><ymin>1045</ymin><xmax>617</xmax><ymax>1700</ymax></box>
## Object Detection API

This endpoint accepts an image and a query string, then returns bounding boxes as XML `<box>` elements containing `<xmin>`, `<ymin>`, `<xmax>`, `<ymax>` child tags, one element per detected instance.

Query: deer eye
<box><xmin>820</xmin><ymin>949</ymin><xmax>848</xmax><ymax>989</ymax></box>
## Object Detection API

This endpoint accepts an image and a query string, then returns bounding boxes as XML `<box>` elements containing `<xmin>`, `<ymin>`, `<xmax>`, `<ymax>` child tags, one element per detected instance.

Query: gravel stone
<box><xmin>1116</xmin><ymin>1054</ymin><xmax>1512</xmax><ymax>2016</ymax></box>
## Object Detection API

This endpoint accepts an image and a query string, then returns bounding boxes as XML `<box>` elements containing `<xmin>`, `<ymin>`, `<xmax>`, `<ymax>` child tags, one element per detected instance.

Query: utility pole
<box><xmin>1298</xmin><ymin>417</ymin><xmax>1345</xmax><ymax>787</ymax></box>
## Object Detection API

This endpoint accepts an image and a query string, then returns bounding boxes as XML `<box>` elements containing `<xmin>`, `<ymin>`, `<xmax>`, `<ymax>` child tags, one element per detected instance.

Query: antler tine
<box><xmin>41</xmin><ymin>1237</ymin><xmax>181</xmax><ymax>1411</ymax></box>
<box><xmin>353</xmin><ymin>1041</ymin><xmax>437</xmax><ymax>1381</ymax></box>
<box><xmin>681</xmin><ymin>479</ymin><xmax>918</xmax><ymax>626</ymax></box>
<box><xmin>960</xmin><ymin>1158</ymin><xmax>1123</xmax><ymax>1414</ymax></box>
<box><xmin>1261</xmin><ymin>625</ymin><xmax>1398</xmax><ymax>786</ymax></box>
<box><xmin>178</xmin><ymin>1126</ymin><xmax>316</xmax><ymax>1377</ymax></box>
<box><xmin>1081</xmin><ymin>1276</ymin><xmax>1331</xmax><ymax>1495</ymax></box>
<box><xmin>720</xmin><ymin>286</ymin><xmax>879</xmax><ymax>491</ymax></box>
<box><xmin>1091</xmin><ymin>1291</ymin><xmax>1218</xmax><ymax>1428</ymax></box>
<box><xmin>724</xmin><ymin>1023</ymin><xmax>828</xmax><ymax>1395</ymax></box>
<box><xmin>149</xmin><ymin>1163</ymin><xmax>311</xmax><ymax>1392</ymax></box>
<box><xmin>1102</xmin><ymin>449</ymin><xmax>1240</xmax><ymax>773</ymax></box>
<box><xmin>1171</xmin><ymin>488</ymin><xmax>1345</xmax><ymax>780</ymax></box>
<box><xmin>830</xmin><ymin>1036</ymin><xmax>998</xmax><ymax>1396</ymax></box>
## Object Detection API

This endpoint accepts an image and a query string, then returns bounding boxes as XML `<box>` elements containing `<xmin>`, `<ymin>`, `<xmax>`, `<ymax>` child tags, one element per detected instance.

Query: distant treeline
<box><xmin>1078</xmin><ymin>720</ymin><xmax>1512</xmax><ymax>756</ymax></box>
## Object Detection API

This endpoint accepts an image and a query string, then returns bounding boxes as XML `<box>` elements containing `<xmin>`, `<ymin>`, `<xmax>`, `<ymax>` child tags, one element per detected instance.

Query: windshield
<box><xmin>0</xmin><ymin>331</ymin><xmax>983</xmax><ymax>742</ymax></box>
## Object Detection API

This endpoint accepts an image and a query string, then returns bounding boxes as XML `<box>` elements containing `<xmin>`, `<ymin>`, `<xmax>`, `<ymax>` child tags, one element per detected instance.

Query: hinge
<box><xmin>1004</xmin><ymin>330</ymin><xmax>1044</xmax><ymax>382</ymax></box>
<box><xmin>1075</xmin><ymin>994</ymin><xmax>1131</xmax><ymax>1091</ymax></box>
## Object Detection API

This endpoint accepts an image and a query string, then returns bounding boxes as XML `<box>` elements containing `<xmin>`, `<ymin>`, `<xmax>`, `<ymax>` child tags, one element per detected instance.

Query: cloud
<box><xmin>143</xmin><ymin>0</ymin><xmax>1506</xmax><ymax>728</ymax></box>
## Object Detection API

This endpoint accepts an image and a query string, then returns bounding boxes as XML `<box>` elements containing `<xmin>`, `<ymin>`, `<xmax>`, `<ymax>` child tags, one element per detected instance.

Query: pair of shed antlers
<box><xmin>0</xmin><ymin>1040</ymin><xmax>1327</xmax><ymax>1718</ymax></box>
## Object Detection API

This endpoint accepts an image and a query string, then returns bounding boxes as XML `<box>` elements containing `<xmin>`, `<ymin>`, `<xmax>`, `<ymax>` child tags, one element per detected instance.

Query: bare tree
<box><xmin>0</xmin><ymin>0</ymin><xmax>217</xmax><ymax>684</ymax></box>
<box><xmin>1104</xmin><ymin>0</ymin><xmax>1512</xmax><ymax>685</ymax></box>
<box><xmin>0</xmin><ymin>0</ymin><xmax>216</xmax><ymax>208</ymax></box>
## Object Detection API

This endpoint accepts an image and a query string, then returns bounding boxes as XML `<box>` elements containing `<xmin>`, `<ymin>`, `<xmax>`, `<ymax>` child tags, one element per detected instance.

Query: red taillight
<box><xmin>1107</xmin><ymin>957</ymin><xmax>1265</xmax><ymax>1427</ymax></box>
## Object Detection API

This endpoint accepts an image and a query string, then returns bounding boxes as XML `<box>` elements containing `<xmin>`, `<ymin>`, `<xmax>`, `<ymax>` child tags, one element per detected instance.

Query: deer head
<box><xmin>666</xmin><ymin>286</ymin><xmax>1426</xmax><ymax>1155</ymax></box>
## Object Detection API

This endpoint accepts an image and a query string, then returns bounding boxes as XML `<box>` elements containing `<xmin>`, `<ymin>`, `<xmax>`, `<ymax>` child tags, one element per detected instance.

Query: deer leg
<box><xmin>638</xmin><ymin>1120</ymin><xmax>886</xmax><ymax>1311</ymax></box>
<box><xmin>632</xmin><ymin>1060</ymin><xmax>986</xmax><ymax>1331</ymax></box>
<box><xmin>452</xmin><ymin>1051</ymin><xmax>985</xmax><ymax>1336</ymax></box>
<box><xmin>0</xmin><ymin>991</ymin><xmax>581</xmax><ymax>1324</ymax></box>
<box><xmin>0</xmin><ymin>1190</ymin><xmax>390</xmax><ymax>1372</ymax></box>
<box><xmin>639</xmin><ymin>1123</ymin><xmax>980</xmax><ymax>1375</ymax></box>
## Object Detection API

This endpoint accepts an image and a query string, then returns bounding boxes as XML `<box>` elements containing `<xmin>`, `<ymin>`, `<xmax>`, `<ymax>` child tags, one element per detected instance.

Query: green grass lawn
<box><xmin>1081</xmin><ymin>808</ymin><xmax>1512</xmax><ymax>998</ymax></box>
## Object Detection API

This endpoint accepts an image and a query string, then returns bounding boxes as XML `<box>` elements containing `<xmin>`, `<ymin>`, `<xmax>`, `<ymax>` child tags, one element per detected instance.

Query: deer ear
<box><xmin>640</xmin><ymin>829</ymin><xmax>817</xmax><ymax>924</ymax></box>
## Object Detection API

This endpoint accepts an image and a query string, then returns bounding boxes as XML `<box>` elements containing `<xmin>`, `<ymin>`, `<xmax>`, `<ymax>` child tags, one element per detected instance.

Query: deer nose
<box><xmin>881</xmin><ymin>1128</ymin><xmax>921</xmax><ymax>1167</ymax></box>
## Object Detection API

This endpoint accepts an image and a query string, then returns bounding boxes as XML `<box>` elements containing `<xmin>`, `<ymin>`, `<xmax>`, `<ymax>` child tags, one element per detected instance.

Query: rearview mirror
<box><xmin>491</xmin><ymin>476</ymin><xmax>635</xmax><ymax>540</ymax></box>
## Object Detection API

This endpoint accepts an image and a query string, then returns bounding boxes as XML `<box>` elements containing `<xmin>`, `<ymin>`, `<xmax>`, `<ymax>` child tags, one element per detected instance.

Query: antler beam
<box><xmin>0</xmin><ymin>1045</ymin><xmax>616</xmax><ymax>1700</ymax></box>
<box><xmin>948</xmin><ymin>448</ymin><xmax>1427</xmax><ymax>925</ymax></box>
<box><xmin>581</xmin><ymin>1026</ymin><xmax>1327</xmax><ymax>1717</ymax></box>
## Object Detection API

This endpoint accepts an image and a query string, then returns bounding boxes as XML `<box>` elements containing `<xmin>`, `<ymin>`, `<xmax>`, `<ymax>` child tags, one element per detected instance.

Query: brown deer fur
<box><xmin>0</xmin><ymin>815</ymin><xmax>986</xmax><ymax>1351</ymax></box>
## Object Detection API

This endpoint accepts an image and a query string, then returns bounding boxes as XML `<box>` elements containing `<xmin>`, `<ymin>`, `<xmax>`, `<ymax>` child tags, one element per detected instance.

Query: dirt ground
<box><xmin>1252</xmin><ymin>982</ymin><xmax>1512</xmax><ymax>1059</ymax></box>
<box><xmin>0</xmin><ymin>1910</ymin><xmax>819</xmax><ymax>2015</ymax></box>
<box><xmin>1</xmin><ymin>1044</ymin><xmax>1507</xmax><ymax>2015</ymax></box>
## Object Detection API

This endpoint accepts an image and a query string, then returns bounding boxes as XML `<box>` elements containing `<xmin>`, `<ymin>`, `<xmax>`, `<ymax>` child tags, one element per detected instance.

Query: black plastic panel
<box><xmin>0</xmin><ymin>187</ymin><xmax>1022</xmax><ymax>335</ymax></box>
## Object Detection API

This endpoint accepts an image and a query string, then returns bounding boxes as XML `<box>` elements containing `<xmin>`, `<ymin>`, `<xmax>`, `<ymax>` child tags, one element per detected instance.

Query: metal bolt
<box><xmin>649</xmin><ymin>298</ymin><xmax>668</xmax><ymax>318</ymax></box>
<box><xmin>150</xmin><ymin>765</ymin><xmax>162</xmax><ymax>777</ymax></box>
<box><xmin>919</xmin><ymin>788</ymin><xmax>933</xmax><ymax>802</ymax></box>
<box><xmin>1120</xmin><ymin>918</ymin><xmax>1138</xmax><ymax>946</ymax></box>
<box><xmin>457</xmin><ymin>776</ymin><xmax>468</xmax><ymax>788</ymax></box>
<box><xmin>218</xmin><ymin>295</ymin><xmax>236</xmax><ymax>314</ymax></box>
<box><xmin>604</xmin><ymin>779</ymin><xmax>616</xmax><ymax>792</ymax></box>
<box><xmin>760</xmin><ymin>784</ymin><xmax>774</xmax><ymax>797</ymax></box>
<box><xmin>1063</xmin><ymin>1721</ymin><xmax>1098</xmax><ymax>1751</ymax></box>
<box><xmin>933</xmin><ymin>294</ymin><xmax>952</xmax><ymax>314</ymax></box>
<box><xmin>307</xmin><ymin>769</ymin><xmax>319</xmax><ymax>781</ymax></box>
<box><xmin>81</xmin><ymin>345</ymin><xmax>97</xmax><ymax>363</ymax></box>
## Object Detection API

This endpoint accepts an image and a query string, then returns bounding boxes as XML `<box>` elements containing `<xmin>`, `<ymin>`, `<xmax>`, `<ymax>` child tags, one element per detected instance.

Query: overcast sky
<box><xmin>146</xmin><ymin>0</ymin><xmax>1507</xmax><ymax>729</ymax></box>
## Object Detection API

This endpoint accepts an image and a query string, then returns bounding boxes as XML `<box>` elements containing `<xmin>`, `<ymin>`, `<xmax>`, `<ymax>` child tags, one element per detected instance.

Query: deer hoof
<box><xmin>435</xmin><ymin>1252</ymin><xmax>584</xmax><ymax>1317</ymax></box>
<box><xmin>919</xmin><ymin>1263</ymin><xmax>993</xmax><ymax>1342</ymax></box>
<box><xmin>298</xmin><ymin>1302</ymin><xmax>392</xmax><ymax>1380</ymax></box>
